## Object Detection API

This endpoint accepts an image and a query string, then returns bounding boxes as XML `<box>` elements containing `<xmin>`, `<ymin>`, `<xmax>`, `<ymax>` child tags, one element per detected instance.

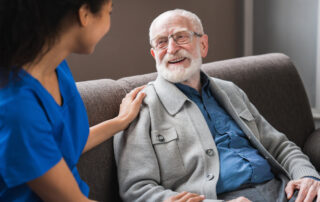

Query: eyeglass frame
<box><xmin>150</xmin><ymin>30</ymin><xmax>203</xmax><ymax>50</ymax></box>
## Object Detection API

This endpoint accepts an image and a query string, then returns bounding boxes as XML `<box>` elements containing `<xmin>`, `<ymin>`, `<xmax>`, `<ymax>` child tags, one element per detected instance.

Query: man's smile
<box><xmin>168</xmin><ymin>57</ymin><xmax>187</xmax><ymax>64</ymax></box>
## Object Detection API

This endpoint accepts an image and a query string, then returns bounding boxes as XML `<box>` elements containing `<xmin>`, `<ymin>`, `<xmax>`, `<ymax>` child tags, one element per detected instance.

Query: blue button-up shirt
<box><xmin>175</xmin><ymin>73</ymin><xmax>274</xmax><ymax>194</ymax></box>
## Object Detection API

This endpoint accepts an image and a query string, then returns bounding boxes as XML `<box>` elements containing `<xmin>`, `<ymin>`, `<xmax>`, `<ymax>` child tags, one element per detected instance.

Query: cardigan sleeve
<box><xmin>233</xmin><ymin>83</ymin><xmax>320</xmax><ymax>180</ymax></box>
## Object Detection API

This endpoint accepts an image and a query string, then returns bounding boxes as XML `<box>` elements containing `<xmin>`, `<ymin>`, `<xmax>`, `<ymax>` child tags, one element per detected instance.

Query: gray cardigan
<box><xmin>114</xmin><ymin>75</ymin><xmax>320</xmax><ymax>202</ymax></box>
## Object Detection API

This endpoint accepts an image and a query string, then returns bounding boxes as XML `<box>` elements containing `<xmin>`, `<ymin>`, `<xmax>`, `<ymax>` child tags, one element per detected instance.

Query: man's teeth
<box><xmin>169</xmin><ymin>57</ymin><xmax>185</xmax><ymax>63</ymax></box>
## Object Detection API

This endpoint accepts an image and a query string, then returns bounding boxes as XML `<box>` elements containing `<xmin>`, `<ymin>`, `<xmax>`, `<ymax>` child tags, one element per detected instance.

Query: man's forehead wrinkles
<box><xmin>150</xmin><ymin>14</ymin><xmax>193</xmax><ymax>38</ymax></box>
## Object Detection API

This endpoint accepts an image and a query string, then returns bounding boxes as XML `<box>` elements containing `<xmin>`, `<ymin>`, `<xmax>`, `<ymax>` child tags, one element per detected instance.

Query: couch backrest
<box><xmin>77</xmin><ymin>53</ymin><xmax>315</xmax><ymax>201</ymax></box>
<box><xmin>201</xmin><ymin>53</ymin><xmax>315</xmax><ymax>146</ymax></box>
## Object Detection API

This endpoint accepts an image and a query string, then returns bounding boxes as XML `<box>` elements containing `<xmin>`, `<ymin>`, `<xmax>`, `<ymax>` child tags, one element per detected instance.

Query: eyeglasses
<box><xmin>150</xmin><ymin>30</ymin><xmax>203</xmax><ymax>50</ymax></box>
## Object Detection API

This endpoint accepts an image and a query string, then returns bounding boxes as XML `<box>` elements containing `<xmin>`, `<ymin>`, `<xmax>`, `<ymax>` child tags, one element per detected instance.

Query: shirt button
<box><xmin>206</xmin><ymin>149</ymin><xmax>214</xmax><ymax>156</ymax></box>
<box><xmin>157</xmin><ymin>135</ymin><xmax>165</xmax><ymax>142</ymax></box>
<box><xmin>206</xmin><ymin>174</ymin><xmax>215</xmax><ymax>181</ymax></box>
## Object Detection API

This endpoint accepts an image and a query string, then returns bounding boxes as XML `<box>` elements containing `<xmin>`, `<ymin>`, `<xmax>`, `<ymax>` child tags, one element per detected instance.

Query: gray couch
<box><xmin>76</xmin><ymin>53</ymin><xmax>320</xmax><ymax>201</ymax></box>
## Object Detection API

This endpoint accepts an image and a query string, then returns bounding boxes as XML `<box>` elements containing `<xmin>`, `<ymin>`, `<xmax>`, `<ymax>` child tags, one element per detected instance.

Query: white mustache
<box><xmin>162</xmin><ymin>49</ymin><xmax>192</xmax><ymax>64</ymax></box>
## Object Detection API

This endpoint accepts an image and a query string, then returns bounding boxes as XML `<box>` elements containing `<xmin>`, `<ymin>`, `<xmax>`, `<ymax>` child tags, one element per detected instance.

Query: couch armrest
<box><xmin>303</xmin><ymin>128</ymin><xmax>320</xmax><ymax>171</ymax></box>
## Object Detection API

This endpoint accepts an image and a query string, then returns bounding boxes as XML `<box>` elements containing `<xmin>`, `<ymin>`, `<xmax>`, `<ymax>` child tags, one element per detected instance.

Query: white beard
<box><xmin>155</xmin><ymin>48</ymin><xmax>202</xmax><ymax>83</ymax></box>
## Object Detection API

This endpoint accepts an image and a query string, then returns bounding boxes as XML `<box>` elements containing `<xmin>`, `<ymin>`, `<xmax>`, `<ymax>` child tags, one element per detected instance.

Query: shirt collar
<box><xmin>175</xmin><ymin>71</ymin><xmax>211</xmax><ymax>98</ymax></box>
<box><xmin>152</xmin><ymin>71</ymin><xmax>211</xmax><ymax>115</ymax></box>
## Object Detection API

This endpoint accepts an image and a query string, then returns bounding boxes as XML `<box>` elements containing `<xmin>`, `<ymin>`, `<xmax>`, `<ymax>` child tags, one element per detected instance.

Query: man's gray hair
<box><xmin>149</xmin><ymin>9</ymin><xmax>204</xmax><ymax>42</ymax></box>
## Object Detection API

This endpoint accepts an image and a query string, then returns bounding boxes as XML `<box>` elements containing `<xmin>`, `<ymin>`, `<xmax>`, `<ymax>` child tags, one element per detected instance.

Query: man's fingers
<box><xmin>285</xmin><ymin>181</ymin><xmax>295</xmax><ymax>199</ymax></box>
<box><xmin>296</xmin><ymin>184</ymin><xmax>309</xmax><ymax>202</ymax></box>
<box><xmin>304</xmin><ymin>184</ymin><xmax>318</xmax><ymax>202</ymax></box>
<box><xmin>227</xmin><ymin>196</ymin><xmax>251</xmax><ymax>202</ymax></box>
<box><xmin>187</xmin><ymin>195</ymin><xmax>205</xmax><ymax>202</ymax></box>
<box><xmin>236</xmin><ymin>196</ymin><xmax>251</xmax><ymax>202</ymax></box>
<box><xmin>180</xmin><ymin>192</ymin><xmax>199</xmax><ymax>201</ymax></box>
<box><xmin>171</xmin><ymin>191</ymin><xmax>188</xmax><ymax>200</ymax></box>
<box><xmin>285</xmin><ymin>180</ymin><xmax>298</xmax><ymax>199</ymax></box>
<box><xmin>165</xmin><ymin>192</ymin><xmax>204</xmax><ymax>202</ymax></box>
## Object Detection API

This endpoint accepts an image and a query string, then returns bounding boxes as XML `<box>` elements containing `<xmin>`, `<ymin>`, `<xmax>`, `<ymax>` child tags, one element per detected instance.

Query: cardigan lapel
<box><xmin>152</xmin><ymin>75</ymin><xmax>217</xmax><ymax>150</ymax></box>
<box><xmin>207</xmin><ymin>75</ymin><xmax>260</xmax><ymax>142</ymax></box>
<box><xmin>152</xmin><ymin>75</ymin><xmax>189</xmax><ymax>115</ymax></box>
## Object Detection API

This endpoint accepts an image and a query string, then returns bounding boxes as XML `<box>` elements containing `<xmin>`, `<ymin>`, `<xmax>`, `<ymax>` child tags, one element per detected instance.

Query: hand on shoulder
<box><xmin>117</xmin><ymin>85</ymin><xmax>146</xmax><ymax>129</ymax></box>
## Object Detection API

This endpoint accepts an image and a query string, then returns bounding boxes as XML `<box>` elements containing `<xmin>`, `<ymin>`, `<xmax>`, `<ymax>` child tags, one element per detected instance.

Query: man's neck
<box><xmin>180</xmin><ymin>71</ymin><xmax>201</xmax><ymax>92</ymax></box>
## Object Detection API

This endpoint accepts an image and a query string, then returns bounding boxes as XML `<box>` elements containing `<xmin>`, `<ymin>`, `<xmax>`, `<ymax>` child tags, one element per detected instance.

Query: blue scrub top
<box><xmin>0</xmin><ymin>60</ymin><xmax>90</xmax><ymax>201</ymax></box>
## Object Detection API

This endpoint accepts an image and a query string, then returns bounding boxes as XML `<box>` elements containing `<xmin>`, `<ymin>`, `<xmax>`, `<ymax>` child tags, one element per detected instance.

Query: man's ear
<box><xmin>150</xmin><ymin>48</ymin><xmax>156</xmax><ymax>59</ymax></box>
<box><xmin>78</xmin><ymin>4</ymin><xmax>91</xmax><ymax>27</ymax></box>
<box><xmin>200</xmin><ymin>34</ymin><xmax>209</xmax><ymax>58</ymax></box>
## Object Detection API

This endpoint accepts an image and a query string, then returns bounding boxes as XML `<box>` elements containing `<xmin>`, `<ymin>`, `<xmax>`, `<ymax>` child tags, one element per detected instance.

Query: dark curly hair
<box><xmin>0</xmin><ymin>0</ymin><xmax>110</xmax><ymax>87</ymax></box>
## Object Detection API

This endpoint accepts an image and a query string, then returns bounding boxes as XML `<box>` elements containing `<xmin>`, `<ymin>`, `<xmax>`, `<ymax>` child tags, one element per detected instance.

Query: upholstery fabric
<box><xmin>304</xmin><ymin>128</ymin><xmax>320</xmax><ymax>169</ymax></box>
<box><xmin>77</xmin><ymin>79</ymin><xmax>125</xmax><ymax>201</ymax></box>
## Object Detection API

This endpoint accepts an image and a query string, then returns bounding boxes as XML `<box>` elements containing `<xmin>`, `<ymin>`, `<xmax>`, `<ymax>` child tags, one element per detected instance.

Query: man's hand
<box><xmin>227</xmin><ymin>196</ymin><xmax>251</xmax><ymax>202</ymax></box>
<box><xmin>285</xmin><ymin>178</ymin><xmax>320</xmax><ymax>202</ymax></box>
<box><xmin>164</xmin><ymin>192</ymin><xmax>205</xmax><ymax>202</ymax></box>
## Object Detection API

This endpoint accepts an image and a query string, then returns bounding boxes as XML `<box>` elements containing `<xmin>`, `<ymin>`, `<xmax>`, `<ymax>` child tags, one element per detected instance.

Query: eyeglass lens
<box><xmin>154</xmin><ymin>31</ymin><xmax>193</xmax><ymax>50</ymax></box>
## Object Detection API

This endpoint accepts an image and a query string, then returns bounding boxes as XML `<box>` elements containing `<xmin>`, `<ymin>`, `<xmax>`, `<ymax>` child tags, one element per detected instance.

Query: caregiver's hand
<box><xmin>118</xmin><ymin>85</ymin><xmax>146</xmax><ymax>129</ymax></box>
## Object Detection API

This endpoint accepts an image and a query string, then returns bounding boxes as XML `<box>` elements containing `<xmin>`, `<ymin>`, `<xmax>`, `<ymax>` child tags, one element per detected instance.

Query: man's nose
<box><xmin>166</xmin><ymin>38</ymin><xmax>180</xmax><ymax>54</ymax></box>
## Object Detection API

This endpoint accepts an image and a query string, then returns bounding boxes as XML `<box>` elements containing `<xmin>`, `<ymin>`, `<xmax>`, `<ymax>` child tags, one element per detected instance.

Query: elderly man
<box><xmin>114</xmin><ymin>9</ymin><xmax>320</xmax><ymax>202</ymax></box>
